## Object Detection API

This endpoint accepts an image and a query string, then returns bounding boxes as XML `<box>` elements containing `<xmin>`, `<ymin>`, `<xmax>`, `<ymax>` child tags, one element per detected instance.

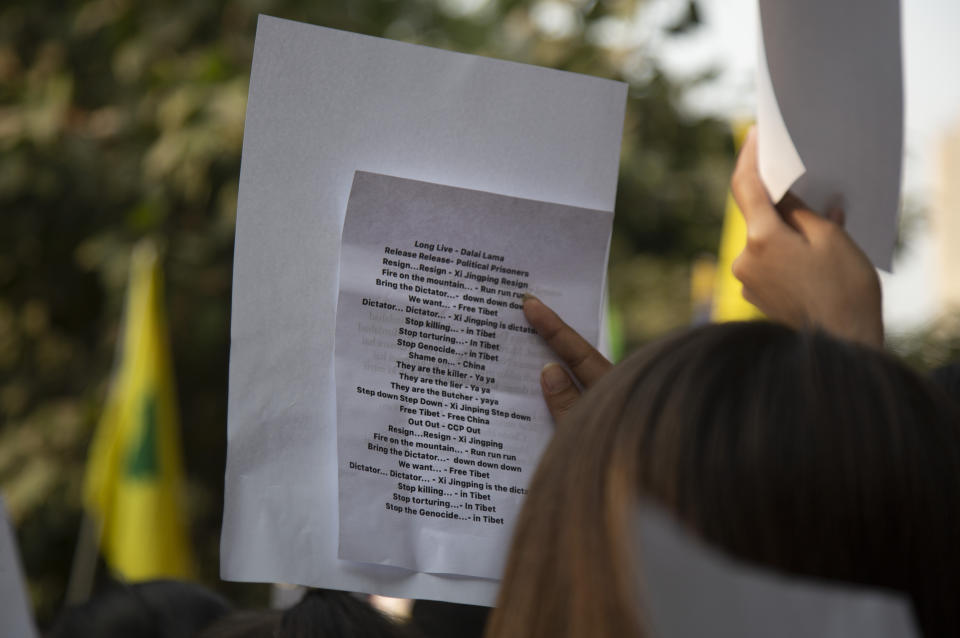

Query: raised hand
<box><xmin>522</xmin><ymin>295</ymin><xmax>613</xmax><ymax>422</ymax></box>
<box><xmin>730</xmin><ymin>128</ymin><xmax>883</xmax><ymax>347</ymax></box>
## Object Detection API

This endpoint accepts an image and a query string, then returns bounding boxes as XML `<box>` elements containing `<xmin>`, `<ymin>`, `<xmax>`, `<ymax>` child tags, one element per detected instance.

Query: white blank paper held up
<box><xmin>224</xmin><ymin>16</ymin><xmax>626</xmax><ymax>605</ymax></box>
<box><xmin>637</xmin><ymin>503</ymin><xmax>919</xmax><ymax>638</ymax></box>
<box><xmin>756</xmin><ymin>0</ymin><xmax>903</xmax><ymax>270</ymax></box>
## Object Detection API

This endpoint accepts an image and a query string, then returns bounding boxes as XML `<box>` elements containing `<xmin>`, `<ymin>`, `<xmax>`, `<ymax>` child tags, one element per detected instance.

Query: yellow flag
<box><xmin>690</xmin><ymin>255</ymin><xmax>716</xmax><ymax>325</ymax></box>
<box><xmin>83</xmin><ymin>241</ymin><xmax>194</xmax><ymax>581</ymax></box>
<box><xmin>605</xmin><ymin>301</ymin><xmax>626</xmax><ymax>363</ymax></box>
<box><xmin>710</xmin><ymin>123</ymin><xmax>764</xmax><ymax>322</ymax></box>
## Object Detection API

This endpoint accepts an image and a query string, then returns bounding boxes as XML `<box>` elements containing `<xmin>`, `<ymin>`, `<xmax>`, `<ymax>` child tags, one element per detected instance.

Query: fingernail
<box><xmin>523</xmin><ymin>292</ymin><xmax>539</xmax><ymax>304</ymax></box>
<box><xmin>826</xmin><ymin>207</ymin><xmax>846</xmax><ymax>227</ymax></box>
<box><xmin>541</xmin><ymin>363</ymin><xmax>571</xmax><ymax>394</ymax></box>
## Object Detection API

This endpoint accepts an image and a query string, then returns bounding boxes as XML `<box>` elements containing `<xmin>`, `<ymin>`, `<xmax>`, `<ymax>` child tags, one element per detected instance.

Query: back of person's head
<box><xmin>487</xmin><ymin>321</ymin><xmax>960</xmax><ymax>638</ymax></box>
<box><xmin>194</xmin><ymin>610</ymin><xmax>282</xmax><ymax>638</ymax></box>
<box><xmin>198</xmin><ymin>589</ymin><xmax>409</xmax><ymax>638</ymax></box>
<box><xmin>47</xmin><ymin>579</ymin><xmax>232</xmax><ymax>638</ymax></box>
<box><xmin>931</xmin><ymin>360</ymin><xmax>960</xmax><ymax>408</ymax></box>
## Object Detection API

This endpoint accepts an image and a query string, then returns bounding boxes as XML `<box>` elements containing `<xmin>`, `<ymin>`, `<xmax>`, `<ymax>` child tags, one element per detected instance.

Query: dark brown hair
<box><xmin>47</xmin><ymin>580</ymin><xmax>232</xmax><ymax>638</ymax></box>
<box><xmin>486</xmin><ymin>321</ymin><xmax>960</xmax><ymax>638</ymax></box>
<box><xmin>197</xmin><ymin>589</ymin><xmax>410</xmax><ymax>638</ymax></box>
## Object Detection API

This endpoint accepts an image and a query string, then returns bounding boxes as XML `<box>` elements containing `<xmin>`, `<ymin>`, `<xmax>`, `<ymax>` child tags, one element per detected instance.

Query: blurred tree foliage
<box><xmin>889</xmin><ymin>315</ymin><xmax>960</xmax><ymax>372</ymax></box>
<box><xmin>0</xmin><ymin>0</ymin><xmax>737</xmax><ymax>625</ymax></box>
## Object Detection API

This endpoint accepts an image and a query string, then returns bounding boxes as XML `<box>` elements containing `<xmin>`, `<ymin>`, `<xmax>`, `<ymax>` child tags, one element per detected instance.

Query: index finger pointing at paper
<box><xmin>522</xmin><ymin>294</ymin><xmax>612</xmax><ymax>388</ymax></box>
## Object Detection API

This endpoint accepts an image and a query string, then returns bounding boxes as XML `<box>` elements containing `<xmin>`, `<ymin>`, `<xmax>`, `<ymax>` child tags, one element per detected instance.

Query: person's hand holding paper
<box><xmin>731</xmin><ymin>129</ymin><xmax>883</xmax><ymax>347</ymax></box>
<box><xmin>520</xmin><ymin>294</ymin><xmax>612</xmax><ymax>423</ymax></box>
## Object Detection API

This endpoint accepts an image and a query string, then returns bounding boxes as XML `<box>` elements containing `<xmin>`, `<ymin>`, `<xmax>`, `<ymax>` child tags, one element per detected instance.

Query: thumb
<box><xmin>540</xmin><ymin>363</ymin><xmax>581</xmax><ymax>424</ymax></box>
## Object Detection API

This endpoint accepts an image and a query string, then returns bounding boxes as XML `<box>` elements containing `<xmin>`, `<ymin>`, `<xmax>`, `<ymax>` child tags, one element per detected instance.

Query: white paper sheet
<box><xmin>335</xmin><ymin>172</ymin><xmax>611</xmax><ymax>579</ymax></box>
<box><xmin>637</xmin><ymin>503</ymin><xmax>918</xmax><ymax>638</ymax></box>
<box><xmin>223</xmin><ymin>15</ymin><xmax>626</xmax><ymax>605</ymax></box>
<box><xmin>756</xmin><ymin>0</ymin><xmax>903</xmax><ymax>270</ymax></box>
<box><xmin>1</xmin><ymin>499</ymin><xmax>38</xmax><ymax>638</ymax></box>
